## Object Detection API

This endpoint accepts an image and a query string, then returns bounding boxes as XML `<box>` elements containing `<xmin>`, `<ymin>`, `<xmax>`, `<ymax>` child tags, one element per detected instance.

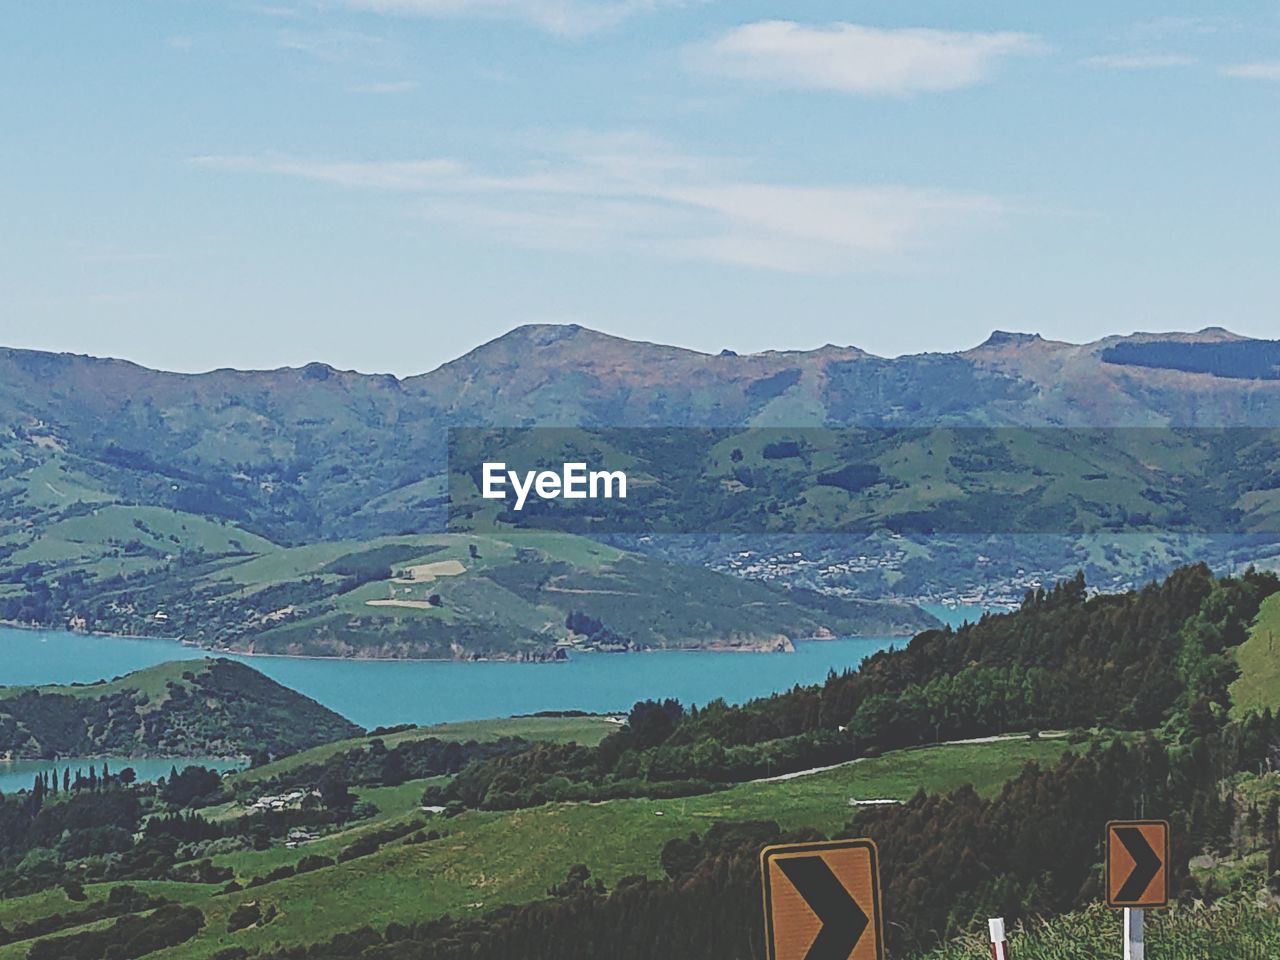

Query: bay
<box><xmin>0</xmin><ymin>606</ymin><xmax>987</xmax><ymax>735</ymax></box>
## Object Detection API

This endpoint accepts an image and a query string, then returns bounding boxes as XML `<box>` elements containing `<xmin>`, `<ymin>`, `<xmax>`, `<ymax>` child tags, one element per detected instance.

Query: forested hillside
<box><xmin>0</xmin><ymin>659</ymin><xmax>361</xmax><ymax>760</ymax></box>
<box><xmin>431</xmin><ymin>564</ymin><xmax>1278</xmax><ymax>809</ymax></box>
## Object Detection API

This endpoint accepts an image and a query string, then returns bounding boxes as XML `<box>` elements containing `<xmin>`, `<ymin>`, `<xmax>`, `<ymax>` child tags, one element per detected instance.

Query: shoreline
<box><xmin>0</xmin><ymin>621</ymin><xmax>916</xmax><ymax>665</ymax></box>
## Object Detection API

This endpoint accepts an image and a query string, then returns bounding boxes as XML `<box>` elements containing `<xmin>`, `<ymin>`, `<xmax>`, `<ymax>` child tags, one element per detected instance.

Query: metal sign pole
<box><xmin>1123</xmin><ymin>907</ymin><xmax>1143</xmax><ymax>960</ymax></box>
<box><xmin>987</xmin><ymin>917</ymin><xmax>1009</xmax><ymax>959</ymax></box>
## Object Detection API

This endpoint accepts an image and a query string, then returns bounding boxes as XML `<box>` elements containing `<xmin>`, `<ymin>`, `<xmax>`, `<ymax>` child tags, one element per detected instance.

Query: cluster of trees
<box><xmin>0</xmin><ymin>885</ymin><xmax>167</xmax><ymax>947</ymax></box>
<box><xmin>0</xmin><ymin>783</ymin><xmax>142</xmax><ymax>896</ymax></box>
<box><xmin>25</xmin><ymin>904</ymin><xmax>205</xmax><ymax>960</ymax></box>
<box><xmin>21</xmin><ymin>762</ymin><xmax>133</xmax><ymax>815</ymax></box>
<box><xmin>243</xmin><ymin>735</ymin><xmax>529</xmax><ymax>798</ymax></box>
<box><xmin>0</xmin><ymin>756</ymin><xmax>375</xmax><ymax>904</ymax></box>
<box><xmin>432</xmin><ymin>566</ymin><xmax>1279</xmax><ymax>811</ymax></box>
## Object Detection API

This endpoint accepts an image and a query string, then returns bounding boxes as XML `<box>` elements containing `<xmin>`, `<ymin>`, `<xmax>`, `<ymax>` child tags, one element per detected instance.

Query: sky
<box><xmin>2</xmin><ymin>2</ymin><xmax>1279</xmax><ymax>375</ymax></box>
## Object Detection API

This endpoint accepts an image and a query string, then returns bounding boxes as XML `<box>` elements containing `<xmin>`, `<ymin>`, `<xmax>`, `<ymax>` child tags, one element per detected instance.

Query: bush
<box><xmin>227</xmin><ymin>901</ymin><xmax>262</xmax><ymax>933</ymax></box>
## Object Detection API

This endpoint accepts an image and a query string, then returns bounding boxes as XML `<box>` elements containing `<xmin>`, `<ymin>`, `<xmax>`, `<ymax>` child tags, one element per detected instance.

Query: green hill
<box><xmin>0</xmin><ymin>659</ymin><xmax>361</xmax><ymax>760</ymax></box>
<box><xmin>1</xmin><ymin>517</ymin><xmax>935</xmax><ymax>658</ymax></box>
<box><xmin>1230</xmin><ymin>591</ymin><xmax>1280</xmax><ymax>718</ymax></box>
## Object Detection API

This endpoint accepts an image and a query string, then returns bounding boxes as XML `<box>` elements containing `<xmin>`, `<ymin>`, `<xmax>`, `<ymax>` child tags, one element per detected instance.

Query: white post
<box><xmin>988</xmin><ymin>917</ymin><xmax>1009</xmax><ymax>959</ymax></box>
<box><xmin>1123</xmin><ymin>907</ymin><xmax>1144</xmax><ymax>960</ymax></box>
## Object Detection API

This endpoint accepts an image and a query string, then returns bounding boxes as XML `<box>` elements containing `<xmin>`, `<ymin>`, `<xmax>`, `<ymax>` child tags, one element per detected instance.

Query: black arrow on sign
<box><xmin>777</xmin><ymin>856</ymin><xmax>868</xmax><ymax>960</ymax></box>
<box><xmin>1115</xmin><ymin>827</ymin><xmax>1162</xmax><ymax>902</ymax></box>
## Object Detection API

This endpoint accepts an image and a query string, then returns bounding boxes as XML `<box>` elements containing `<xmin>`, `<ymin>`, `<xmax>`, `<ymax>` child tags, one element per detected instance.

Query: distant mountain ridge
<box><xmin>4</xmin><ymin>325</ymin><xmax>1280</xmax><ymax>544</ymax></box>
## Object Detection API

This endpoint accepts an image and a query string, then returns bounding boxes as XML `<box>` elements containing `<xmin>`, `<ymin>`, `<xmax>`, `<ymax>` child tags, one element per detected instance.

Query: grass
<box><xmin>0</xmin><ymin>659</ymin><xmax>213</xmax><ymax>702</ymax></box>
<box><xmin>228</xmin><ymin>715</ymin><xmax>616</xmax><ymax>788</ymax></box>
<box><xmin>916</xmin><ymin>898</ymin><xmax>1280</xmax><ymax>960</ymax></box>
<box><xmin>0</xmin><ymin>882</ymin><xmax>216</xmax><ymax>960</ymax></box>
<box><xmin>10</xmin><ymin>504</ymin><xmax>273</xmax><ymax>570</ymax></box>
<box><xmin>3</xmin><ymin>735</ymin><xmax>1078</xmax><ymax>960</ymax></box>
<box><xmin>1230</xmin><ymin>592</ymin><xmax>1280</xmax><ymax>718</ymax></box>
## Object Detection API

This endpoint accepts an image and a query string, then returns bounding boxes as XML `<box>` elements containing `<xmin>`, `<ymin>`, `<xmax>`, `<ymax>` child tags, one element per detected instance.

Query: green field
<box><xmin>228</xmin><ymin>715</ymin><xmax>617</xmax><ymax>787</ymax></box>
<box><xmin>0</xmin><ymin>659</ymin><xmax>206</xmax><ymax>703</ymax></box>
<box><xmin>0</xmin><ymin>735</ymin><xmax>1078</xmax><ymax>960</ymax></box>
<box><xmin>1230</xmin><ymin>592</ymin><xmax>1280</xmax><ymax>718</ymax></box>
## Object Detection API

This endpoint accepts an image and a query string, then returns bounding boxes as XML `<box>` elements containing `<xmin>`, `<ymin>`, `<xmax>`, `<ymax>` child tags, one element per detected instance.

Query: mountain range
<box><xmin>4</xmin><ymin>325</ymin><xmax>1280</xmax><ymax>655</ymax></box>
<box><xmin>5</xmin><ymin>325</ymin><xmax>1280</xmax><ymax>543</ymax></box>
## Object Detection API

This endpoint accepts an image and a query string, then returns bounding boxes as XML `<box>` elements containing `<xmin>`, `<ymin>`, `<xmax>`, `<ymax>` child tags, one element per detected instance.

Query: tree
<box><xmin>319</xmin><ymin>773</ymin><xmax>356</xmax><ymax>815</ymax></box>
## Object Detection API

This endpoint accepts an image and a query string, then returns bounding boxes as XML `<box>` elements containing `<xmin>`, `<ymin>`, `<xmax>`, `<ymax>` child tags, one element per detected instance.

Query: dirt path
<box><xmin>748</xmin><ymin>731</ymin><xmax>1067</xmax><ymax>784</ymax></box>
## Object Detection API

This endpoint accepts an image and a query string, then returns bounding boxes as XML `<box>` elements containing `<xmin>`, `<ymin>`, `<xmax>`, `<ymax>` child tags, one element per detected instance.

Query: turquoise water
<box><xmin>0</xmin><ymin>757</ymin><xmax>243</xmax><ymax>795</ymax></box>
<box><xmin>0</xmin><ymin>606</ymin><xmax>986</xmax><ymax>735</ymax></box>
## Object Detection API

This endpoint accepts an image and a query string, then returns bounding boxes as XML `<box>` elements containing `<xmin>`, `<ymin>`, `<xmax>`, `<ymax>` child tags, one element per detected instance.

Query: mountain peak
<box><xmin>978</xmin><ymin>330</ymin><xmax>1044</xmax><ymax>349</ymax></box>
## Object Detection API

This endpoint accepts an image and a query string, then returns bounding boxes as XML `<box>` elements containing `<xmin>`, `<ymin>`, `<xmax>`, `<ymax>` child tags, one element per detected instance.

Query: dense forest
<box><xmin>1103</xmin><ymin>339</ymin><xmax>1280</xmax><ymax>380</ymax></box>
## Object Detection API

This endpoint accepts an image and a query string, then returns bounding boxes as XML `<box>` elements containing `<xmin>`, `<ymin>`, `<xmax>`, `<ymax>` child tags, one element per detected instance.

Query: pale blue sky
<box><xmin>2</xmin><ymin>2</ymin><xmax>1278</xmax><ymax>374</ymax></box>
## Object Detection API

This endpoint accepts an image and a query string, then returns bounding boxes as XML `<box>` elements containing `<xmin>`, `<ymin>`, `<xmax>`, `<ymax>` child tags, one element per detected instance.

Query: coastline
<box><xmin>0</xmin><ymin>621</ymin><xmax>919</xmax><ymax>665</ymax></box>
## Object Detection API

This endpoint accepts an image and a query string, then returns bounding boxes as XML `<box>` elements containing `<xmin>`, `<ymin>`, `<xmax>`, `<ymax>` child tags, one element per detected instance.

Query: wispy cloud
<box><xmin>1081</xmin><ymin>53</ymin><xmax>1196</xmax><ymax>70</ymax></box>
<box><xmin>1222</xmin><ymin>61</ymin><xmax>1280</xmax><ymax>80</ymax></box>
<box><xmin>691</xmin><ymin>21</ymin><xmax>1043</xmax><ymax>96</ymax></box>
<box><xmin>277</xmin><ymin>27</ymin><xmax>389</xmax><ymax>62</ymax></box>
<box><xmin>348</xmin><ymin>79</ymin><xmax>419</xmax><ymax>93</ymax></box>
<box><xmin>191</xmin><ymin>133</ymin><xmax>1005</xmax><ymax>273</ymax></box>
<box><xmin>332</xmin><ymin>0</ymin><xmax>690</xmax><ymax>36</ymax></box>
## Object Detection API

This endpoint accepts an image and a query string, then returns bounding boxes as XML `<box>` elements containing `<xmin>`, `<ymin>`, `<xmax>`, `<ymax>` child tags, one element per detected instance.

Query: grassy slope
<box><xmin>0</xmin><ymin>736</ymin><xmax>1077</xmax><ymax>960</ymax></box>
<box><xmin>0</xmin><ymin>659</ymin><xmax>208</xmax><ymax>703</ymax></box>
<box><xmin>1230</xmin><ymin>592</ymin><xmax>1280</xmax><ymax>718</ymax></box>
<box><xmin>228</xmin><ymin>715</ymin><xmax>617</xmax><ymax>787</ymax></box>
<box><xmin>3</xmin><ymin>469</ymin><xmax>931</xmax><ymax>651</ymax></box>
<box><xmin>917</xmin><ymin>900</ymin><xmax>1279</xmax><ymax>959</ymax></box>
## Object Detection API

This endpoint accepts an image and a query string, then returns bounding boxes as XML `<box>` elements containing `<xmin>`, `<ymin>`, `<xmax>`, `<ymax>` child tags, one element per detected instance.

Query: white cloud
<box><xmin>692</xmin><ymin>21</ymin><xmax>1043</xmax><ymax>96</ymax></box>
<box><xmin>1082</xmin><ymin>53</ymin><xmax>1196</xmax><ymax>70</ymax></box>
<box><xmin>192</xmin><ymin>135</ymin><xmax>1004</xmax><ymax>273</ymax></box>
<box><xmin>333</xmin><ymin>0</ymin><xmax>686</xmax><ymax>36</ymax></box>
<box><xmin>1222</xmin><ymin>61</ymin><xmax>1280</xmax><ymax>80</ymax></box>
<box><xmin>193</xmin><ymin>154</ymin><xmax>465</xmax><ymax>190</ymax></box>
<box><xmin>349</xmin><ymin>80</ymin><xmax>419</xmax><ymax>93</ymax></box>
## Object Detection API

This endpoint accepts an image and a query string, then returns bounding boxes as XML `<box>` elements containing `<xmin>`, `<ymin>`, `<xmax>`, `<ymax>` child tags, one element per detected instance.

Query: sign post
<box><xmin>1106</xmin><ymin>820</ymin><xmax>1168</xmax><ymax>960</ymax></box>
<box><xmin>988</xmin><ymin>917</ymin><xmax>1010</xmax><ymax>959</ymax></box>
<box><xmin>1123</xmin><ymin>907</ymin><xmax>1143</xmax><ymax>960</ymax></box>
<box><xmin>760</xmin><ymin>839</ymin><xmax>885</xmax><ymax>960</ymax></box>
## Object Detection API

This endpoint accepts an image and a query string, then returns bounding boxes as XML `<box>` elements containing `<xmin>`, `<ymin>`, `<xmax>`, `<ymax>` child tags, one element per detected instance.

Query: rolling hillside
<box><xmin>0</xmin><ymin>659</ymin><xmax>361</xmax><ymax>760</ymax></box>
<box><xmin>0</xmin><ymin>515</ymin><xmax>933</xmax><ymax>657</ymax></box>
